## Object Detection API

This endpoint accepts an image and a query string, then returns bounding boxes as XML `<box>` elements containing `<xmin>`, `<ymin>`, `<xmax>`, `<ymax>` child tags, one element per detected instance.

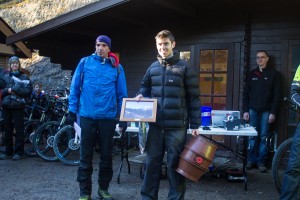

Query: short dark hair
<box><xmin>256</xmin><ymin>50</ymin><xmax>269</xmax><ymax>57</ymax></box>
<box><xmin>155</xmin><ymin>30</ymin><xmax>175</xmax><ymax>43</ymax></box>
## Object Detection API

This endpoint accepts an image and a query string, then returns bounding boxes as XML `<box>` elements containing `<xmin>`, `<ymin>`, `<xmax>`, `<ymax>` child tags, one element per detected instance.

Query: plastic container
<box><xmin>201</xmin><ymin>106</ymin><xmax>212</xmax><ymax>127</ymax></box>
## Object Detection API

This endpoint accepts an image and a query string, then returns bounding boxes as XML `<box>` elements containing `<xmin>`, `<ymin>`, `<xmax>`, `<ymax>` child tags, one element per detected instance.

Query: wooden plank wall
<box><xmin>250</xmin><ymin>14</ymin><xmax>300</xmax><ymax>141</ymax></box>
<box><xmin>122</xmin><ymin>49</ymin><xmax>156</xmax><ymax>97</ymax></box>
<box><xmin>121</xmin><ymin>12</ymin><xmax>300</xmax><ymax>143</ymax></box>
<box><xmin>0</xmin><ymin>56</ymin><xmax>7</xmax><ymax>68</ymax></box>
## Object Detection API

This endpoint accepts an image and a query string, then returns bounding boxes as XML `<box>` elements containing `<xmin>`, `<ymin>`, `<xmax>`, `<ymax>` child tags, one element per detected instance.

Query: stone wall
<box><xmin>21</xmin><ymin>52</ymin><xmax>72</xmax><ymax>93</ymax></box>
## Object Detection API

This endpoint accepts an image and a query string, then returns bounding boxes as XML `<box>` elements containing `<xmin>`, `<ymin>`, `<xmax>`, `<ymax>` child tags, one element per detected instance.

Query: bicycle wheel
<box><xmin>53</xmin><ymin>125</ymin><xmax>80</xmax><ymax>166</ymax></box>
<box><xmin>32</xmin><ymin>121</ymin><xmax>60</xmax><ymax>161</ymax></box>
<box><xmin>24</xmin><ymin>120</ymin><xmax>40</xmax><ymax>157</ymax></box>
<box><xmin>271</xmin><ymin>138</ymin><xmax>293</xmax><ymax>193</ymax></box>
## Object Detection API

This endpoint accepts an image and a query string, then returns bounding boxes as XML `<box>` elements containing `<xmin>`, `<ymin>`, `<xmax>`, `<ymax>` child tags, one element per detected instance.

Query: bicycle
<box><xmin>32</xmin><ymin>94</ymin><xmax>68</xmax><ymax>161</ymax></box>
<box><xmin>23</xmin><ymin>100</ymin><xmax>55</xmax><ymax>157</ymax></box>
<box><xmin>23</xmin><ymin>93</ymin><xmax>67</xmax><ymax>157</ymax></box>
<box><xmin>271</xmin><ymin>97</ymin><xmax>300</xmax><ymax>194</ymax></box>
<box><xmin>53</xmin><ymin>123</ymin><xmax>125</xmax><ymax>166</ymax></box>
<box><xmin>53</xmin><ymin>124</ymin><xmax>80</xmax><ymax>166</ymax></box>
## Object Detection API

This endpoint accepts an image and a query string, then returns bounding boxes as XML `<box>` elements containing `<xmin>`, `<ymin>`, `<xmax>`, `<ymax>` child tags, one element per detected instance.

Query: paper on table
<box><xmin>74</xmin><ymin>122</ymin><xmax>81</xmax><ymax>144</ymax></box>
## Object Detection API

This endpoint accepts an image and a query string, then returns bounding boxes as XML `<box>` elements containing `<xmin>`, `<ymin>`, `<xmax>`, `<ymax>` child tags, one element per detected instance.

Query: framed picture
<box><xmin>120</xmin><ymin>98</ymin><xmax>157</xmax><ymax>122</ymax></box>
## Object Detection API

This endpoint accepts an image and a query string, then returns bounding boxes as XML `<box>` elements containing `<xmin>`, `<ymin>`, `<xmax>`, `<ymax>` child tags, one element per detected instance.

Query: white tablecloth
<box><xmin>120</xmin><ymin>126</ymin><xmax>257</xmax><ymax>137</ymax></box>
<box><xmin>198</xmin><ymin>126</ymin><xmax>257</xmax><ymax>136</ymax></box>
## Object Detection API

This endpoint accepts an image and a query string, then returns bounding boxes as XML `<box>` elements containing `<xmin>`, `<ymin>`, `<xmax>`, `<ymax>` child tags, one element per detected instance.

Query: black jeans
<box><xmin>141</xmin><ymin>126</ymin><xmax>187</xmax><ymax>200</ymax></box>
<box><xmin>77</xmin><ymin>117</ymin><xmax>115</xmax><ymax>196</ymax></box>
<box><xmin>3</xmin><ymin>108</ymin><xmax>25</xmax><ymax>156</ymax></box>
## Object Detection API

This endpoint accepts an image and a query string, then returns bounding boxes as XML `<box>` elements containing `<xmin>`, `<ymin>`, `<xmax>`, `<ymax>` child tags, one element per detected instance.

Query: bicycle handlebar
<box><xmin>284</xmin><ymin>97</ymin><xmax>299</xmax><ymax>111</ymax></box>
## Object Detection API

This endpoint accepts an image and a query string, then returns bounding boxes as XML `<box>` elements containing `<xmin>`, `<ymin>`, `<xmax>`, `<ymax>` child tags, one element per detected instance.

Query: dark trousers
<box><xmin>3</xmin><ymin>108</ymin><xmax>25</xmax><ymax>156</ymax></box>
<box><xmin>77</xmin><ymin>117</ymin><xmax>115</xmax><ymax>196</ymax></box>
<box><xmin>280</xmin><ymin>123</ymin><xmax>300</xmax><ymax>200</ymax></box>
<box><xmin>141</xmin><ymin>126</ymin><xmax>187</xmax><ymax>200</ymax></box>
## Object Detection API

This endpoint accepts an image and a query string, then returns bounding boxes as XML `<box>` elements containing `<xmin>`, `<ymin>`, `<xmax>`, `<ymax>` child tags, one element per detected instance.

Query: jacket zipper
<box><xmin>162</xmin><ymin>65</ymin><xmax>166</xmax><ymax>127</ymax></box>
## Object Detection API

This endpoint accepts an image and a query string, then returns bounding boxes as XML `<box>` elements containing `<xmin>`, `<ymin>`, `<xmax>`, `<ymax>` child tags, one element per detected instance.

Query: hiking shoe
<box><xmin>97</xmin><ymin>188</ymin><xmax>112</xmax><ymax>200</ymax></box>
<box><xmin>246</xmin><ymin>162</ymin><xmax>255</xmax><ymax>170</ymax></box>
<box><xmin>0</xmin><ymin>153</ymin><xmax>12</xmax><ymax>160</ymax></box>
<box><xmin>79</xmin><ymin>195</ymin><xmax>92</xmax><ymax>200</ymax></box>
<box><xmin>12</xmin><ymin>154</ymin><xmax>22</xmax><ymax>161</ymax></box>
<box><xmin>258</xmin><ymin>164</ymin><xmax>267</xmax><ymax>173</ymax></box>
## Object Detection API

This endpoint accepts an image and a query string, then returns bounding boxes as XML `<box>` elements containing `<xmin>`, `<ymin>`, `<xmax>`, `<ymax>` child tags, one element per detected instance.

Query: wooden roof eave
<box><xmin>0</xmin><ymin>18</ymin><xmax>32</xmax><ymax>58</ymax></box>
<box><xmin>6</xmin><ymin>0</ymin><xmax>130</xmax><ymax>45</ymax></box>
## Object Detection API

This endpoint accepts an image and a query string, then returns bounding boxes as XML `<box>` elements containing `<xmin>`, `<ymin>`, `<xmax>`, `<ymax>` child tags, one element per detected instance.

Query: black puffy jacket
<box><xmin>138</xmin><ymin>51</ymin><xmax>201</xmax><ymax>129</ymax></box>
<box><xmin>1</xmin><ymin>72</ymin><xmax>32</xmax><ymax>109</ymax></box>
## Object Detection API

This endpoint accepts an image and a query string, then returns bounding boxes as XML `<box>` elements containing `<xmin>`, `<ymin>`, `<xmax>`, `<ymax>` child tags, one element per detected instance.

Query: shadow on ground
<box><xmin>0</xmin><ymin>149</ymin><xmax>280</xmax><ymax>200</ymax></box>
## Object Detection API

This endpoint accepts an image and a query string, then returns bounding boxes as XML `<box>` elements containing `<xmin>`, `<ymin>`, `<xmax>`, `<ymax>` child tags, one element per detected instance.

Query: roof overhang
<box><xmin>5</xmin><ymin>0</ymin><xmax>300</xmax><ymax>69</ymax></box>
<box><xmin>0</xmin><ymin>17</ymin><xmax>31</xmax><ymax>58</ymax></box>
<box><xmin>7</xmin><ymin>0</ymin><xmax>129</xmax><ymax>45</ymax></box>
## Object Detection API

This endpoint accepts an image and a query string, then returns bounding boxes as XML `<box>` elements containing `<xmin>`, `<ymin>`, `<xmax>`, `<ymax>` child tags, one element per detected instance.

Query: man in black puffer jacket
<box><xmin>137</xmin><ymin>30</ymin><xmax>201</xmax><ymax>200</ymax></box>
<box><xmin>0</xmin><ymin>56</ymin><xmax>32</xmax><ymax>160</ymax></box>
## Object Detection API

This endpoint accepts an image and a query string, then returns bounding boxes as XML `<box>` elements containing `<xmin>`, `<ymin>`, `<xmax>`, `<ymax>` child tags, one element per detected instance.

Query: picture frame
<box><xmin>120</xmin><ymin>98</ymin><xmax>157</xmax><ymax>122</ymax></box>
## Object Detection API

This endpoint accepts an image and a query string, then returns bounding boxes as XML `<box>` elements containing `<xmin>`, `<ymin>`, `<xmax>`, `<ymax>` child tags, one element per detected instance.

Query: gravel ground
<box><xmin>0</xmin><ymin>148</ymin><xmax>280</xmax><ymax>200</ymax></box>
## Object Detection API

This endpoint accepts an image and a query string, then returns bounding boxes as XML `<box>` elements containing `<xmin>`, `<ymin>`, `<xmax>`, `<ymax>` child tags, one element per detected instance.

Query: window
<box><xmin>178</xmin><ymin>44</ymin><xmax>236</xmax><ymax>112</ymax></box>
<box><xmin>180</xmin><ymin>51</ymin><xmax>191</xmax><ymax>61</ymax></box>
<box><xmin>199</xmin><ymin>49</ymin><xmax>228</xmax><ymax>110</ymax></box>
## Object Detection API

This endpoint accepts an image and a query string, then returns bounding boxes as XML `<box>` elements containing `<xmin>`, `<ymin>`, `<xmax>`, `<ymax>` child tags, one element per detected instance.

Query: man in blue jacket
<box><xmin>67</xmin><ymin>35</ymin><xmax>128</xmax><ymax>200</ymax></box>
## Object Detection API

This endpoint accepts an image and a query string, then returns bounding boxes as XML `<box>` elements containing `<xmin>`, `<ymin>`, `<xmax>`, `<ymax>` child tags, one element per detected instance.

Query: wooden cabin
<box><xmin>0</xmin><ymin>17</ymin><xmax>31</xmax><ymax>73</ymax></box>
<box><xmin>6</xmin><ymin>0</ymin><xmax>300</xmax><ymax>148</ymax></box>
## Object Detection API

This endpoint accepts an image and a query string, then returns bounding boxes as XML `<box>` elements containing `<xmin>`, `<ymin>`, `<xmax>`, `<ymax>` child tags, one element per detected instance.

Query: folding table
<box><xmin>117</xmin><ymin>125</ymin><xmax>257</xmax><ymax>191</ymax></box>
<box><xmin>198</xmin><ymin>126</ymin><xmax>257</xmax><ymax>190</ymax></box>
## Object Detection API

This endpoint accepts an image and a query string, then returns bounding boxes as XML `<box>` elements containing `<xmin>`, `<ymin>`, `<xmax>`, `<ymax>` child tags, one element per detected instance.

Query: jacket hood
<box><xmin>91</xmin><ymin>52</ymin><xmax>119</xmax><ymax>67</ymax></box>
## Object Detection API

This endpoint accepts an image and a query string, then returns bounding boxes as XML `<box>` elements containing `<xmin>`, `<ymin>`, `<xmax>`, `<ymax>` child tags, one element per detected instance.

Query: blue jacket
<box><xmin>68</xmin><ymin>53</ymin><xmax>128</xmax><ymax>119</ymax></box>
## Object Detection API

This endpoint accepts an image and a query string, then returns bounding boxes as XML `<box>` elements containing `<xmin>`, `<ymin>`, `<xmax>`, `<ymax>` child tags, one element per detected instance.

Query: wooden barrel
<box><xmin>176</xmin><ymin>135</ymin><xmax>217</xmax><ymax>182</ymax></box>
